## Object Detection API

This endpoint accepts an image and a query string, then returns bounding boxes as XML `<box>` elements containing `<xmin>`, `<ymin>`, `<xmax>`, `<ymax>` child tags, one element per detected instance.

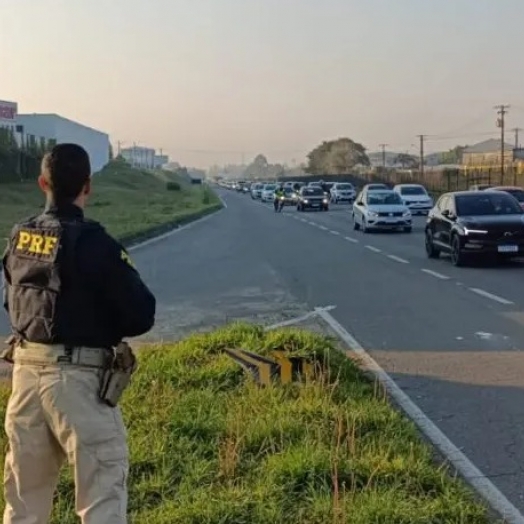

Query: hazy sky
<box><xmin>2</xmin><ymin>0</ymin><xmax>524</xmax><ymax>168</ymax></box>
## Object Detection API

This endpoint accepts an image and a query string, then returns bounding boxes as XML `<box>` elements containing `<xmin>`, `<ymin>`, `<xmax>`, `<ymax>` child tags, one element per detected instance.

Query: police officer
<box><xmin>1</xmin><ymin>143</ymin><xmax>156</xmax><ymax>524</ymax></box>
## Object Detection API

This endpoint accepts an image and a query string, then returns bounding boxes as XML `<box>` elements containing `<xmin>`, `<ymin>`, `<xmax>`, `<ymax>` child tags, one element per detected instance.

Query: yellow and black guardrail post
<box><xmin>223</xmin><ymin>348</ymin><xmax>280</xmax><ymax>386</ymax></box>
<box><xmin>271</xmin><ymin>350</ymin><xmax>314</xmax><ymax>384</ymax></box>
<box><xmin>224</xmin><ymin>348</ymin><xmax>321</xmax><ymax>386</ymax></box>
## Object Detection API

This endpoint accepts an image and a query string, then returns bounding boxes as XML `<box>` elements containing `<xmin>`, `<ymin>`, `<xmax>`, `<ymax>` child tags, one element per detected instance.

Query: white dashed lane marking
<box><xmin>387</xmin><ymin>255</ymin><xmax>409</xmax><ymax>264</ymax></box>
<box><xmin>268</xmin><ymin>206</ymin><xmax>520</xmax><ymax>311</ymax></box>
<box><xmin>421</xmin><ymin>269</ymin><xmax>450</xmax><ymax>280</ymax></box>
<box><xmin>469</xmin><ymin>288</ymin><xmax>514</xmax><ymax>306</ymax></box>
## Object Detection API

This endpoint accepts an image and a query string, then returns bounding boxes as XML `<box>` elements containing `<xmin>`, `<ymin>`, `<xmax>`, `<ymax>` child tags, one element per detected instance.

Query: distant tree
<box><xmin>109</xmin><ymin>143</ymin><xmax>114</xmax><ymax>160</ymax></box>
<box><xmin>245</xmin><ymin>154</ymin><xmax>270</xmax><ymax>178</ymax></box>
<box><xmin>394</xmin><ymin>153</ymin><xmax>419</xmax><ymax>169</ymax></box>
<box><xmin>306</xmin><ymin>138</ymin><xmax>369</xmax><ymax>175</ymax></box>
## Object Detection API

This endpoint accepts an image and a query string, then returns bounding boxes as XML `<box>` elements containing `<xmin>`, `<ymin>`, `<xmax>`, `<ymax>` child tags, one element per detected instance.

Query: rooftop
<box><xmin>463</xmin><ymin>139</ymin><xmax>514</xmax><ymax>154</ymax></box>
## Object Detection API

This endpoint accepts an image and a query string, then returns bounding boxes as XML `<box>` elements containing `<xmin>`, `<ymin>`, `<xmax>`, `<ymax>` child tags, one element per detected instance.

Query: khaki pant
<box><xmin>3</xmin><ymin>348</ymin><xmax>129</xmax><ymax>524</ymax></box>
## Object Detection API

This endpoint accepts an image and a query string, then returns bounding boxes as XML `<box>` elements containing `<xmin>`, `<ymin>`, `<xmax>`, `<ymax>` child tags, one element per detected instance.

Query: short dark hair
<box><xmin>41</xmin><ymin>143</ymin><xmax>91</xmax><ymax>203</ymax></box>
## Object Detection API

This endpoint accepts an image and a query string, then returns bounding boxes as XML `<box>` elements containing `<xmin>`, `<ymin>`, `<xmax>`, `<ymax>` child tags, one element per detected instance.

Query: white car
<box><xmin>330</xmin><ymin>182</ymin><xmax>356</xmax><ymax>203</ymax></box>
<box><xmin>251</xmin><ymin>183</ymin><xmax>264</xmax><ymax>199</ymax></box>
<box><xmin>261</xmin><ymin>184</ymin><xmax>277</xmax><ymax>202</ymax></box>
<box><xmin>393</xmin><ymin>184</ymin><xmax>433</xmax><ymax>215</ymax></box>
<box><xmin>363</xmin><ymin>183</ymin><xmax>389</xmax><ymax>192</ymax></box>
<box><xmin>353</xmin><ymin>189</ymin><xmax>412</xmax><ymax>233</ymax></box>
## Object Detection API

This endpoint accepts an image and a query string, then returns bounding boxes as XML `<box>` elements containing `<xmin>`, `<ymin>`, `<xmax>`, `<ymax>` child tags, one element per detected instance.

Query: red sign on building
<box><xmin>0</xmin><ymin>101</ymin><xmax>17</xmax><ymax>121</ymax></box>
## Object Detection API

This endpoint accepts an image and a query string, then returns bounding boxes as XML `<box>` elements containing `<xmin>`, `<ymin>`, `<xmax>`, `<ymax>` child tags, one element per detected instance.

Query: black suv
<box><xmin>425</xmin><ymin>190</ymin><xmax>524</xmax><ymax>266</ymax></box>
<box><xmin>297</xmin><ymin>186</ymin><xmax>329</xmax><ymax>211</ymax></box>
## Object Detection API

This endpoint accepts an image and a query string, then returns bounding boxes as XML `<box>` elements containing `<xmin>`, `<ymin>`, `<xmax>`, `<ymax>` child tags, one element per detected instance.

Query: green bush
<box><xmin>166</xmin><ymin>181</ymin><xmax>181</xmax><ymax>191</ymax></box>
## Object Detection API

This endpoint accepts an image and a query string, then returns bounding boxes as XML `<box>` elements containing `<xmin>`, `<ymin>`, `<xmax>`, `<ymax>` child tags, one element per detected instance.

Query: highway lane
<box><xmin>227</xmin><ymin>189</ymin><xmax>524</xmax><ymax>511</ymax></box>
<box><xmin>257</xmin><ymin>197</ymin><xmax>524</xmax><ymax>310</ymax></box>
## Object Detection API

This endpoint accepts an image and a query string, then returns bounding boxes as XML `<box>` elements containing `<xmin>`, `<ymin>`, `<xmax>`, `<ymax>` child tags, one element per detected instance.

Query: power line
<box><xmin>495</xmin><ymin>104</ymin><xmax>510</xmax><ymax>182</ymax></box>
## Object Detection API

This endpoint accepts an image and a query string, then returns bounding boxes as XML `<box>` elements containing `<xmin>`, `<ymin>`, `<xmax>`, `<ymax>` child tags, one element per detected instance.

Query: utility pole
<box><xmin>379</xmin><ymin>143</ymin><xmax>388</xmax><ymax>168</ymax></box>
<box><xmin>495</xmin><ymin>105</ymin><xmax>510</xmax><ymax>183</ymax></box>
<box><xmin>512</xmin><ymin>127</ymin><xmax>522</xmax><ymax>150</ymax></box>
<box><xmin>417</xmin><ymin>135</ymin><xmax>425</xmax><ymax>177</ymax></box>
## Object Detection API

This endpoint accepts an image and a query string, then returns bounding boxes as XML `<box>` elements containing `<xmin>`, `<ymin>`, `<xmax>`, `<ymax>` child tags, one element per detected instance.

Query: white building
<box><xmin>154</xmin><ymin>154</ymin><xmax>169</xmax><ymax>168</ymax></box>
<box><xmin>120</xmin><ymin>146</ymin><xmax>156</xmax><ymax>169</ymax></box>
<box><xmin>16</xmin><ymin>113</ymin><xmax>110</xmax><ymax>173</ymax></box>
<box><xmin>0</xmin><ymin>100</ymin><xmax>18</xmax><ymax>133</ymax></box>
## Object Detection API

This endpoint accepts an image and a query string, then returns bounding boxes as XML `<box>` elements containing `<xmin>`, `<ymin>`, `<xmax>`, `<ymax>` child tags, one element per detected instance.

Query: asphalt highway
<box><xmin>2</xmin><ymin>188</ymin><xmax>524</xmax><ymax>514</ymax></box>
<box><xmin>206</xmin><ymin>189</ymin><xmax>524</xmax><ymax>513</ymax></box>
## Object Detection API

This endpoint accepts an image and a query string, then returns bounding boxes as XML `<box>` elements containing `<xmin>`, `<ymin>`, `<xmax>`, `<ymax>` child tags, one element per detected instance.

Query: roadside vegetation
<box><xmin>0</xmin><ymin>324</ymin><xmax>492</xmax><ymax>523</ymax></box>
<box><xmin>0</xmin><ymin>159</ymin><xmax>221</xmax><ymax>251</ymax></box>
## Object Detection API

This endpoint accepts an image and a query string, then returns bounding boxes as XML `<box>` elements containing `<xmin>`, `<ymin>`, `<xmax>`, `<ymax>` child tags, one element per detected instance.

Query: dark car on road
<box><xmin>489</xmin><ymin>186</ymin><xmax>524</xmax><ymax>211</ymax></box>
<box><xmin>297</xmin><ymin>186</ymin><xmax>329</xmax><ymax>211</ymax></box>
<box><xmin>425</xmin><ymin>190</ymin><xmax>524</xmax><ymax>266</ymax></box>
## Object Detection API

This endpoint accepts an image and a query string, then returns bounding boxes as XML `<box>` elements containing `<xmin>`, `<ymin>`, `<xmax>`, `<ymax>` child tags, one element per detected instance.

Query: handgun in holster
<box><xmin>1</xmin><ymin>335</ymin><xmax>18</xmax><ymax>364</ymax></box>
<box><xmin>99</xmin><ymin>341</ymin><xmax>138</xmax><ymax>408</ymax></box>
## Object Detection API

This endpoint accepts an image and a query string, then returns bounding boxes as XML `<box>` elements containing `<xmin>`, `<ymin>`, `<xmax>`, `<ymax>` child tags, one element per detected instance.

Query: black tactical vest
<box><xmin>6</xmin><ymin>213</ymin><xmax>100</xmax><ymax>344</ymax></box>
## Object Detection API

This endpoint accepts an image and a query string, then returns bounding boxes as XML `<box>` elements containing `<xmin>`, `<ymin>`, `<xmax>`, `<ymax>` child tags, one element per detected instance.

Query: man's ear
<box><xmin>83</xmin><ymin>179</ymin><xmax>91</xmax><ymax>196</ymax></box>
<box><xmin>37</xmin><ymin>174</ymin><xmax>50</xmax><ymax>194</ymax></box>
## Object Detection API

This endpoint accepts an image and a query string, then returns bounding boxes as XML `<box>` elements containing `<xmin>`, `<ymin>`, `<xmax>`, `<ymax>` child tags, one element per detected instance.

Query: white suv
<box><xmin>330</xmin><ymin>182</ymin><xmax>356</xmax><ymax>203</ymax></box>
<box><xmin>393</xmin><ymin>184</ymin><xmax>433</xmax><ymax>215</ymax></box>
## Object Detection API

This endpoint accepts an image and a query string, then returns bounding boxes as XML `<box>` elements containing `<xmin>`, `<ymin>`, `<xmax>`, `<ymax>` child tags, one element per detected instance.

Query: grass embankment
<box><xmin>0</xmin><ymin>161</ymin><xmax>221</xmax><ymax>252</ymax></box>
<box><xmin>0</xmin><ymin>324</ymin><xmax>491</xmax><ymax>523</ymax></box>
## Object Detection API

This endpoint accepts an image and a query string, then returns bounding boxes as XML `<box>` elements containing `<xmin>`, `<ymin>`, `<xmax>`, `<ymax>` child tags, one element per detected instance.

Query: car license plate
<box><xmin>498</xmin><ymin>245</ymin><xmax>518</xmax><ymax>253</ymax></box>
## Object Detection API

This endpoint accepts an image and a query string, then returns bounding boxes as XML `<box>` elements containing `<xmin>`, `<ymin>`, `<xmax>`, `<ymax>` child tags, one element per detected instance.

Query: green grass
<box><xmin>0</xmin><ymin>324</ymin><xmax>493</xmax><ymax>523</ymax></box>
<box><xmin>0</xmin><ymin>161</ymin><xmax>221</xmax><ymax>252</ymax></box>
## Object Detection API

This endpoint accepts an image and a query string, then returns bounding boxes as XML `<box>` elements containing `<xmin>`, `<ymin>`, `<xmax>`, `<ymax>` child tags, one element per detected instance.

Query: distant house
<box><xmin>462</xmin><ymin>139</ymin><xmax>516</xmax><ymax>167</ymax></box>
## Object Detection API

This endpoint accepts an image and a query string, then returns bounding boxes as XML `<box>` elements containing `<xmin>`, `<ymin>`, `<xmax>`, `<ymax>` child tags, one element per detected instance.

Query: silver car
<box><xmin>353</xmin><ymin>189</ymin><xmax>412</xmax><ymax>233</ymax></box>
<box><xmin>330</xmin><ymin>182</ymin><xmax>356</xmax><ymax>203</ymax></box>
<box><xmin>261</xmin><ymin>184</ymin><xmax>277</xmax><ymax>202</ymax></box>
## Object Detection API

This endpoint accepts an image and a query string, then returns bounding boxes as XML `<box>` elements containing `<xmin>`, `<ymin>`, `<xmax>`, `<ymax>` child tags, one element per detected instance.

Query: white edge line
<box><xmin>469</xmin><ymin>288</ymin><xmax>514</xmax><ymax>306</ymax></box>
<box><xmin>265</xmin><ymin>311</ymin><xmax>317</xmax><ymax>330</ymax></box>
<box><xmin>316</xmin><ymin>308</ymin><xmax>524</xmax><ymax>524</ymax></box>
<box><xmin>128</xmin><ymin>205</ymin><xmax>224</xmax><ymax>252</ymax></box>
<box><xmin>365</xmin><ymin>245</ymin><xmax>381</xmax><ymax>253</ymax></box>
<box><xmin>265</xmin><ymin>305</ymin><xmax>336</xmax><ymax>330</ymax></box>
<box><xmin>344</xmin><ymin>236</ymin><xmax>359</xmax><ymax>243</ymax></box>
<box><xmin>330</xmin><ymin>230</ymin><xmax>340</xmax><ymax>235</ymax></box>
<box><xmin>319</xmin><ymin>225</ymin><xmax>328</xmax><ymax>231</ymax></box>
<box><xmin>421</xmin><ymin>269</ymin><xmax>450</xmax><ymax>280</ymax></box>
<box><xmin>387</xmin><ymin>254</ymin><xmax>409</xmax><ymax>264</ymax></box>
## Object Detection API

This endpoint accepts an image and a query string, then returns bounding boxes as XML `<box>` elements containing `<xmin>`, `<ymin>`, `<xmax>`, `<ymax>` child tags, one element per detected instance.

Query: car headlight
<box><xmin>303</xmin><ymin>199</ymin><xmax>309</xmax><ymax>204</ymax></box>
<box><xmin>323</xmin><ymin>198</ymin><xmax>328</xmax><ymax>204</ymax></box>
<box><xmin>463</xmin><ymin>227</ymin><xmax>488</xmax><ymax>235</ymax></box>
<box><xmin>280</xmin><ymin>196</ymin><xmax>284</xmax><ymax>200</ymax></box>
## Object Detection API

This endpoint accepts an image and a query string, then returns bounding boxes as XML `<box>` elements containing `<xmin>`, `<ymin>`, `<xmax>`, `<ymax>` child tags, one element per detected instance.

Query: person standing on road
<box><xmin>1</xmin><ymin>143</ymin><xmax>156</xmax><ymax>524</ymax></box>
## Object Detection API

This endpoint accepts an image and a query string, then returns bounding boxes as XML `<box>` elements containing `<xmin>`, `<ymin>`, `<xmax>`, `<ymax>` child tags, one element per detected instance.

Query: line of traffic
<box><xmin>248</xmin><ymin>192</ymin><xmax>519</xmax><ymax>309</ymax></box>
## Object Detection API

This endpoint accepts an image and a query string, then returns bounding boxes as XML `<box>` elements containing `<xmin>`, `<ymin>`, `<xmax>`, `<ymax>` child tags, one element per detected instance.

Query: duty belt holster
<box><xmin>99</xmin><ymin>341</ymin><xmax>137</xmax><ymax>408</ymax></box>
<box><xmin>1</xmin><ymin>335</ymin><xmax>18</xmax><ymax>364</ymax></box>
